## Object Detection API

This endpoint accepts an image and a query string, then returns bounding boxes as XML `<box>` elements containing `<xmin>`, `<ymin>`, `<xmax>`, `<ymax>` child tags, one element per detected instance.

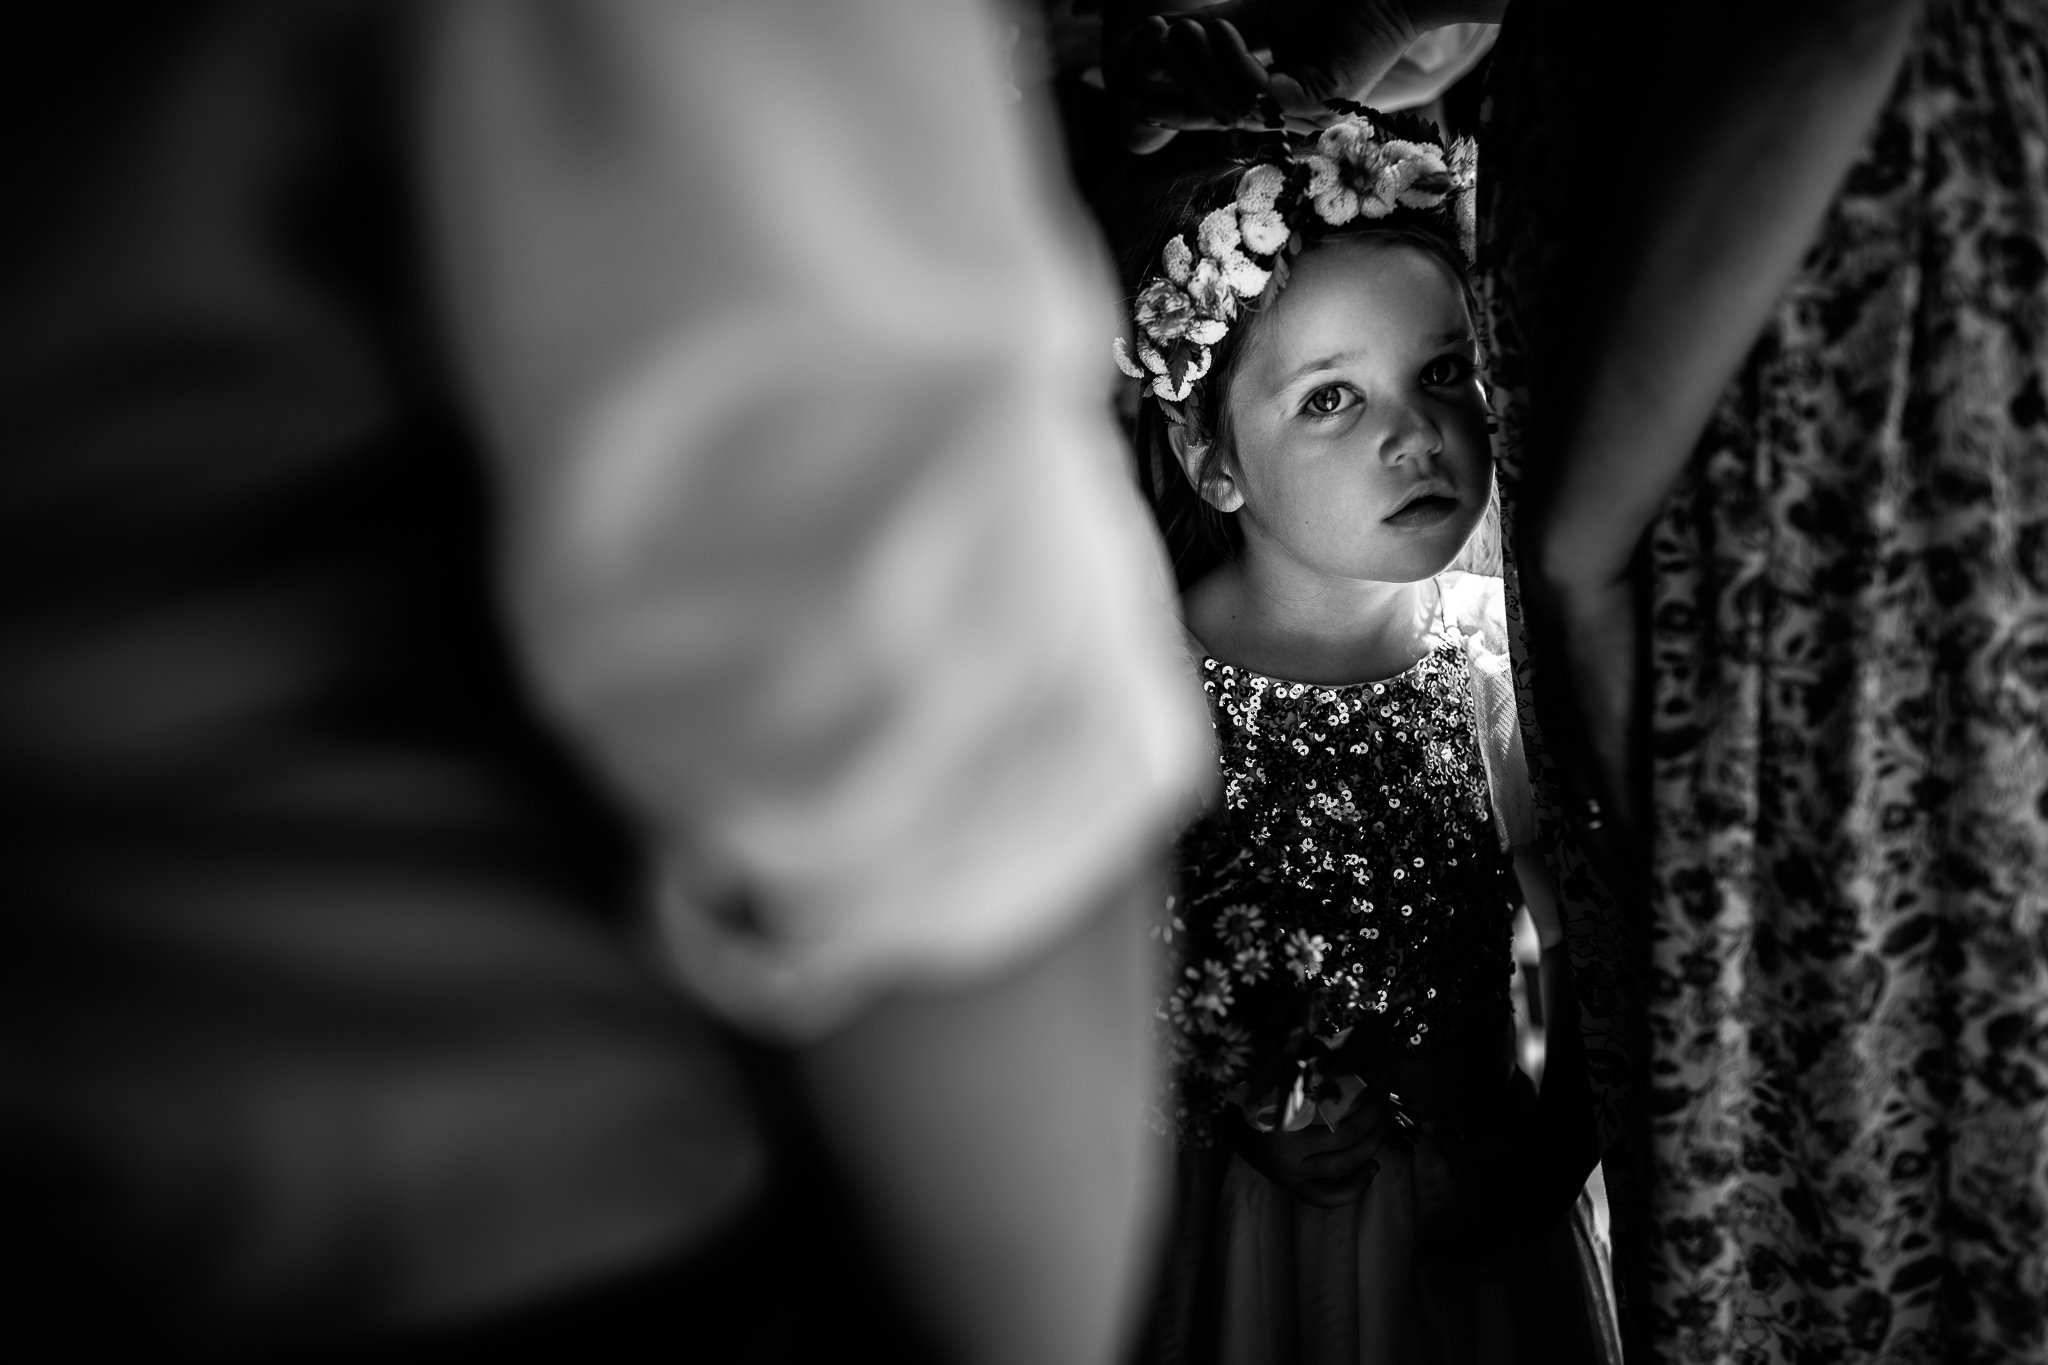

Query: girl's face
<box><xmin>1213</xmin><ymin>241</ymin><xmax>1492</xmax><ymax>585</ymax></box>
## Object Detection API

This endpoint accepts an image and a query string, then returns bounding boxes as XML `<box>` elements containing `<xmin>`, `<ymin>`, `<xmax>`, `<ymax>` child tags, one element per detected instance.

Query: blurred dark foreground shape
<box><xmin>0</xmin><ymin>6</ymin><xmax>946</xmax><ymax>1357</ymax></box>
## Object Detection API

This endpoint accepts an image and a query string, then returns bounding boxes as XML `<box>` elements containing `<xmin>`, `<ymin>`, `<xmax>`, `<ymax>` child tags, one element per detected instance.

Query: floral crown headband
<box><xmin>1114</xmin><ymin>106</ymin><xmax>1477</xmax><ymax>418</ymax></box>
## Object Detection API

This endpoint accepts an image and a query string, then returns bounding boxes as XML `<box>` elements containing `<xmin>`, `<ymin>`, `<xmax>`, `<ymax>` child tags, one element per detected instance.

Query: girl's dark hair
<box><xmin>1120</xmin><ymin>168</ymin><xmax>1481</xmax><ymax>592</ymax></box>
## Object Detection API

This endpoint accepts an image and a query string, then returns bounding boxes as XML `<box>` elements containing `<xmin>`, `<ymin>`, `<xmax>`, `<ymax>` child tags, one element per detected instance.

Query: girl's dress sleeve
<box><xmin>1450</xmin><ymin>574</ymin><xmax>1538</xmax><ymax>851</ymax></box>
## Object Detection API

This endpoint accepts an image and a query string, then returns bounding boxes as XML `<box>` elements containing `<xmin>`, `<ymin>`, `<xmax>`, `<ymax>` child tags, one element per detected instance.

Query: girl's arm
<box><xmin>1517</xmin><ymin>0</ymin><xmax>1921</xmax><ymax>842</ymax></box>
<box><xmin>1507</xmin><ymin>848</ymin><xmax>1599</xmax><ymax>1238</ymax></box>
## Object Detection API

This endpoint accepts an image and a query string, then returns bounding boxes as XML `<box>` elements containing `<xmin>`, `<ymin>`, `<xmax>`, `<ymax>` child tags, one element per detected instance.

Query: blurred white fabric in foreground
<box><xmin>429</xmin><ymin>0</ymin><xmax>1211</xmax><ymax>1037</ymax></box>
<box><xmin>1364</xmin><ymin>23</ymin><xmax>1500</xmax><ymax>112</ymax></box>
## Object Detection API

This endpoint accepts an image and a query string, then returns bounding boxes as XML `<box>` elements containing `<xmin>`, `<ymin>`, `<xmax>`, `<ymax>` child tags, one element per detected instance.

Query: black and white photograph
<box><xmin>4</xmin><ymin>3</ymin><xmax>2043</xmax><ymax>1362</ymax></box>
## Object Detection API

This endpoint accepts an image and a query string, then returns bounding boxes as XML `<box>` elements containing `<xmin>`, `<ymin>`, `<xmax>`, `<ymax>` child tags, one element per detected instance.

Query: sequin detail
<box><xmin>1158</xmin><ymin>633</ymin><xmax>1517</xmax><ymax>1141</ymax></box>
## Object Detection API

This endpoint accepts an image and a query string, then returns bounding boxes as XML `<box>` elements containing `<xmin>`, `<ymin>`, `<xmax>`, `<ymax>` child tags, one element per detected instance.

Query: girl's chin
<box><xmin>1369</xmin><ymin>514</ymin><xmax>1487</xmax><ymax>576</ymax></box>
<box><xmin>1252</xmin><ymin>516</ymin><xmax>1488</xmax><ymax>584</ymax></box>
<box><xmin>1326</xmin><ymin>551</ymin><xmax>1473</xmax><ymax>585</ymax></box>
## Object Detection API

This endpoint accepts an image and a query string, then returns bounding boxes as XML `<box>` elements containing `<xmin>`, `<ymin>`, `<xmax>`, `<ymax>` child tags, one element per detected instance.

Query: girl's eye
<box><xmin>1421</xmin><ymin>354</ymin><xmax>1474</xmax><ymax>387</ymax></box>
<box><xmin>1303</xmin><ymin>385</ymin><xmax>1353</xmax><ymax>417</ymax></box>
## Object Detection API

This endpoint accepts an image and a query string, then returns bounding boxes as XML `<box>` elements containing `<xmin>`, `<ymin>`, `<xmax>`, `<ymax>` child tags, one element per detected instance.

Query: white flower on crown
<box><xmin>1188</xmin><ymin>317</ymin><xmax>1229</xmax><ymax>345</ymax></box>
<box><xmin>1163</xmin><ymin>234</ymin><xmax>1195</xmax><ymax>285</ymax></box>
<box><xmin>1197</xmin><ymin>207</ymin><xmax>1243</xmax><ymax>261</ymax></box>
<box><xmin>1381</xmin><ymin>139</ymin><xmax>1445</xmax><ymax>175</ymax></box>
<box><xmin>1184</xmin><ymin>257</ymin><xmax>1237</xmax><ymax>320</ymax></box>
<box><xmin>1322</xmin><ymin>120</ymin><xmax>1458</xmax><ymax>222</ymax></box>
<box><xmin>1137</xmin><ymin>338</ymin><xmax>1168</xmax><ymax>375</ymax></box>
<box><xmin>1305</xmin><ymin>153</ymin><xmax>1340</xmax><ymax>198</ymax></box>
<box><xmin>1356</xmin><ymin>178</ymin><xmax>1397</xmax><ymax>219</ymax></box>
<box><xmin>1135</xmin><ymin>278</ymin><xmax>1197</xmax><ymax>342</ymax></box>
<box><xmin>1235</xmin><ymin>163</ymin><xmax>1286</xmax><ymax>214</ymax></box>
<box><xmin>1224</xmin><ymin>253</ymin><xmax>1271</xmax><ymax>298</ymax></box>
<box><xmin>1316</xmin><ymin>116</ymin><xmax>1376</xmax><ymax>164</ymax></box>
<box><xmin>1113</xmin><ymin>336</ymin><xmax>1146</xmax><ymax>379</ymax></box>
<box><xmin>1384</xmin><ymin>141</ymin><xmax>1446</xmax><ymax>183</ymax></box>
<box><xmin>1239</xmin><ymin>206</ymin><xmax>1288</xmax><ymax>256</ymax></box>
<box><xmin>1315</xmin><ymin>187</ymin><xmax>1361</xmax><ymax>225</ymax></box>
<box><xmin>1305</xmin><ymin>153</ymin><xmax>1360</xmax><ymax>225</ymax></box>
<box><xmin>1380</xmin><ymin>140</ymin><xmax>1451</xmax><ymax>209</ymax></box>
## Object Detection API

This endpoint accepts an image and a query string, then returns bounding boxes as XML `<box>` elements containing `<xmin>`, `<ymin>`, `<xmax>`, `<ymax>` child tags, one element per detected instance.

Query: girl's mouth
<box><xmin>1382</xmin><ymin>493</ymin><xmax>1461</xmax><ymax>528</ymax></box>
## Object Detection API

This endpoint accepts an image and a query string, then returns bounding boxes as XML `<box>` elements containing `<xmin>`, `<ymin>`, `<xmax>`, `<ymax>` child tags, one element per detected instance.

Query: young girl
<box><xmin>1119</xmin><ymin>110</ymin><xmax>1618</xmax><ymax>1365</ymax></box>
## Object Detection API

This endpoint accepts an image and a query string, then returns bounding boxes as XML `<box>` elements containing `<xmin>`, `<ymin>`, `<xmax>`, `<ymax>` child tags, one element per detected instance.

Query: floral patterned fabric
<box><xmin>1481</xmin><ymin>1</ymin><xmax>2048</xmax><ymax>1360</ymax></box>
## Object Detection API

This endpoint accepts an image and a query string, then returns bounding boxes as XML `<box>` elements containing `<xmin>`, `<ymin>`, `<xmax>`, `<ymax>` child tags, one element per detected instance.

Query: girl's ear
<box><xmin>1165</xmin><ymin>420</ymin><xmax>1245</xmax><ymax>514</ymax></box>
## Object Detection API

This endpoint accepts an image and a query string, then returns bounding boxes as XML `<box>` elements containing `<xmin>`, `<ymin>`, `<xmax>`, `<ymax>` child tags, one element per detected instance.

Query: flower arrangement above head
<box><xmin>1114</xmin><ymin>103</ymin><xmax>1478</xmax><ymax>415</ymax></box>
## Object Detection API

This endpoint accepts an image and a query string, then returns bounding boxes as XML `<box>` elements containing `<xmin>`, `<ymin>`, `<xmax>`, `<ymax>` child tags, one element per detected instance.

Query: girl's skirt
<box><xmin>1140</xmin><ymin>1070</ymin><xmax>1622</xmax><ymax>1365</ymax></box>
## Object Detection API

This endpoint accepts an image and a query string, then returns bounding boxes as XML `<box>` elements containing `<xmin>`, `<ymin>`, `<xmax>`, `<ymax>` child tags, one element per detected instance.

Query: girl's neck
<box><xmin>1186</xmin><ymin>553</ymin><xmax>1443</xmax><ymax>686</ymax></box>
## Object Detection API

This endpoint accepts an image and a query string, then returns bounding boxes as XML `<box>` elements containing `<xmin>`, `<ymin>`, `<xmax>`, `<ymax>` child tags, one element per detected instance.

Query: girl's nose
<box><xmin>1376</xmin><ymin>398</ymin><xmax>1444</xmax><ymax>464</ymax></box>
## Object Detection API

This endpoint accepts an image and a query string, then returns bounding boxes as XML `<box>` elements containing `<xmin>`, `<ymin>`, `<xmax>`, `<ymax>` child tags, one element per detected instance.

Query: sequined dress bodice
<box><xmin>1174</xmin><ymin>630</ymin><xmax>1517</xmax><ymax>1072</ymax></box>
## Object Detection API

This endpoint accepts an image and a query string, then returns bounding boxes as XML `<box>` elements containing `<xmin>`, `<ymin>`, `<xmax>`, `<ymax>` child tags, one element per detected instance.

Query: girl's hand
<box><xmin>1226</xmin><ymin>1089</ymin><xmax>1394</xmax><ymax>1208</ymax></box>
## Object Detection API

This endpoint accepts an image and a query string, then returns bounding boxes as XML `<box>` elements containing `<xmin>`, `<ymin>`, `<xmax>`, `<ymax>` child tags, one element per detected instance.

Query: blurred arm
<box><xmin>801</xmin><ymin>868</ymin><xmax>1165</xmax><ymax>1365</ymax></box>
<box><xmin>1516</xmin><ymin>0</ymin><xmax>1919</xmax><ymax>832</ymax></box>
<box><xmin>1104</xmin><ymin>0</ymin><xmax>1507</xmax><ymax>146</ymax></box>
<box><xmin>422</xmin><ymin>3</ymin><xmax>1208</xmax><ymax>1362</ymax></box>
